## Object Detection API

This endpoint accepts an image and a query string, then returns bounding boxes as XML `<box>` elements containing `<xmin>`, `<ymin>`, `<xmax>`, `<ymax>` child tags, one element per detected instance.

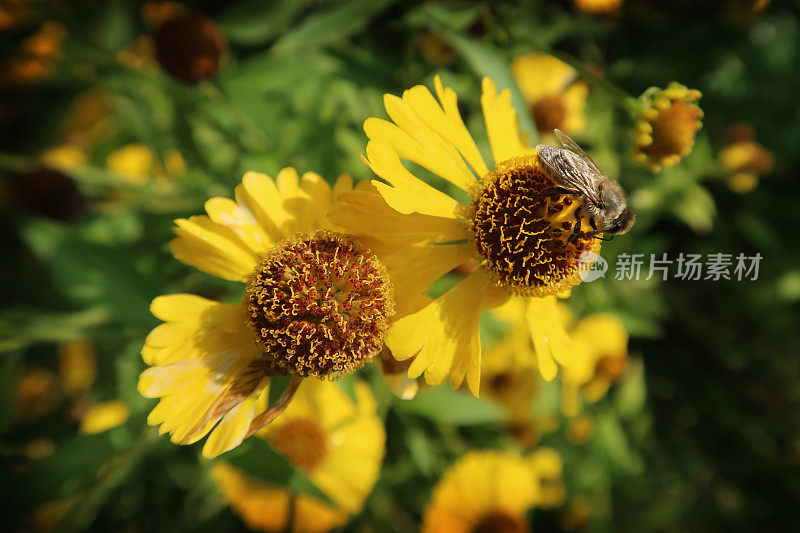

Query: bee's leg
<box><xmin>589</xmin><ymin>218</ymin><xmax>598</xmax><ymax>231</ymax></box>
<box><xmin>565</xmin><ymin>210</ymin><xmax>583</xmax><ymax>246</ymax></box>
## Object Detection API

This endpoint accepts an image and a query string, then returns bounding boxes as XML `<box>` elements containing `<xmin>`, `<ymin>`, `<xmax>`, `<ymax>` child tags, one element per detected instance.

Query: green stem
<box><xmin>550</xmin><ymin>51</ymin><xmax>641</xmax><ymax>116</ymax></box>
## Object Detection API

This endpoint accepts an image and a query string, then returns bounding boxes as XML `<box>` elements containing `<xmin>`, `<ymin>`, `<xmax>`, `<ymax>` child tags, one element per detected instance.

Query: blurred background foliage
<box><xmin>1</xmin><ymin>0</ymin><xmax>799</xmax><ymax>531</ymax></box>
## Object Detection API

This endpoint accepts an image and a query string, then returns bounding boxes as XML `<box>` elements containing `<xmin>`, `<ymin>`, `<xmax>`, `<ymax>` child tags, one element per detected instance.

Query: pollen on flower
<box><xmin>269</xmin><ymin>417</ymin><xmax>328</xmax><ymax>472</ymax></box>
<box><xmin>467</xmin><ymin>155</ymin><xmax>600</xmax><ymax>297</ymax></box>
<box><xmin>246</xmin><ymin>230</ymin><xmax>395</xmax><ymax>379</ymax></box>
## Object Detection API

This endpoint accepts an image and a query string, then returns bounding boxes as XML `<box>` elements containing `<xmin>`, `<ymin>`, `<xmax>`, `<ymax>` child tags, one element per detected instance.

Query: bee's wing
<box><xmin>554</xmin><ymin>129</ymin><xmax>602</xmax><ymax>175</ymax></box>
<box><xmin>550</xmin><ymin>152</ymin><xmax>602</xmax><ymax>204</ymax></box>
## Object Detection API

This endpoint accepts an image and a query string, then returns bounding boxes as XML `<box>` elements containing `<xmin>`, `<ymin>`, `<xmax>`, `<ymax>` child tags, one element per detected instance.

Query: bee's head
<box><xmin>606</xmin><ymin>208</ymin><xmax>635</xmax><ymax>235</ymax></box>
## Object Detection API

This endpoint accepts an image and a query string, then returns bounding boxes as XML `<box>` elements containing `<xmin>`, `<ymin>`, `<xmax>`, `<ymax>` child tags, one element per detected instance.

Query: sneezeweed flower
<box><xmin>106</xmin><ymin>143</ymin><xmax>186</xmax><ymax>182</ymax></box>
<box><xmin>718</xmin><ymin>124</ymin><xmax>773</xmax><ymax>194</ymax></box>
<box><xmin>60</xmin><ymin>91</ymin><xmax>116</xmax><ymax>149</ymax></box>
<box><xmin>422</xmin><ymin>449</ymin><xmax>555</xmax><ymax>532</ymax></box>
<box><xmin>212</xmin><ymin>380</ymin><xmax>384</xmax><ymax>533</ymax></box>
<box><xmin>24</xmin><ymin>438</ymin><xmax>57</xmax><ymax>460</ymax></box>
<box><xmin>526</xmin><ymin>447</ymin><xmax>567</xmax><ymax>507</ymax></box>
<box><xmin>41</xmin><ymin>145</ymin><xmax>87</xmax><ymax>172</ymax></box>
<box><xmin>332</xmin><ymin>76</ymin><xmax>607</xmax><ymax>395</ymax></box>
<box><xmin>79</xmin><ymin>400</ymin><xmax>131</xmax><ymax>434</ymax></box>
<box><xmin>560</xmin><ymin>314</ymin><xmax>629</xmax><ymax>416</ymax></box>
<box><xmin>511</xmin><ymin>53</ymin><xmax>588</xmax><ymax>138</ymax></box>
<box><xmin>58</xmin><ymin>340</ymin><xmax>97</xmax><ymax>396</ymax></box>
<box><xmin>139</xmin><ymin>168</ymin><xmax>421</xmax><ymax>458</ymax></box>
<box><xmin>632</xmin><ymin>82</ymin><xmax>703</xmax><ymax>172</ymax></box>
<box><xmin>154</xmin><ymin>11</ymin><xmax>227</xmax><ymax>84</ymax></box>
<box><xmin>14</xmin><ymin>368</ymin><xmax>61</xmax><ymax>421</ymax></box>
<box><xmin>566</xmin><ymin>415</ymin><xmax>594</xmax><ymax>445</ymax></box>
<box><xmin>0</xmin><ymin>20</ymin><xmax>66</xmax><ymax>86</ymax></box>
<box><xmin>572</xmin><ymin>0</ymin><xmax>623</xmax><ymax>15</ymax></box>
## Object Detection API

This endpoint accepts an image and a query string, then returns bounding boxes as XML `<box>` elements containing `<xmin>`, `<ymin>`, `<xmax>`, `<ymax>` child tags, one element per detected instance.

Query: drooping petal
<box><xmin>525</xmin><ymin>295</ymin><xmax>573</xmax><ymax>381</ymax></box>
<box><xmin>170</xmin><ymin>215</ymin><xmax>259</xmax><ymax>282</ymax></box>
<box><xmin>388</xmin><ymin>269</ymin><xmax>492</xmax><ymax>396</ymax></box>
<box><xmin>363</xmin><ymin>140</ymin><xmax>462</xmax><ymax>218</ymax></box>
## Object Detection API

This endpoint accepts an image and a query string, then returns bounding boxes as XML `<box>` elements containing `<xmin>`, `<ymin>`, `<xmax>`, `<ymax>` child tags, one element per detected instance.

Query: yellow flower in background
<box><xmin>0</xmin><ymin>20</ymin><xmax>66</xmax><ymax>86</ymax></box>
<box><xmin>566</xmin><ymin>414</ymin><xmax>594</xmax><ymax>444</ymax></box>
<box><xmin>106</xmin><ymin>143</ymin><xmax>186</xmax><ymax>182</ymax></box>
<box><xmin>58</xmin><ymin>340</ymin><xmax>96</xmax><ymax>395</ymax></box>
<box><xmin>572</xmin><ymin>0</ymin><xmax>623</xmax><ymax>15</ymax></box>
<box><xmin>633</xmin><ymin>82</ymin><xmax>703</xmax><ymax>172</ymax></box>
<box><xmin>560</xmin><ymin>313</ymin><xmax>629</xmax><ymax>416</ymax></box>
<box><xmin>526</xmin><ymin>447</ymin><xmax>567</xmax><ymax>507</ymax></box>
<box><xmin>212</xmin><ymin>380</ymin><xmax>385</xmax><ymax>533</ymax></box>
<box><xmin>41</xmin><ymin>145</ymin><xmax>87</xmax><ymax>172</ymax></box>
<box><xmin>332</xmin><ymin>76</ymin><xmax>607</xmax><ymax>395</ymax></box>
<box><xmin>0</xmin><ymin>0</ymin><xmax>31</xmax><ymax>31</ymax></box>
<box><xmin>422</xmin><ymin>450</ymin><xmax>548</xmax><ymax>532</ymax></box>
<box><xmin>79</xmin><ymin>400</ymin><xmax>130</xmax><ymax>434</ymax></box>
<box><xmin>14</xmin><ymin>368</ymin><xmax>61</xmax><ymax>421</ymax></box>
<box><xmin>718</xmin><ymin>124</ymin><xmax>773</xmax><ymax>194</ymax></box>
<box><xmin>139</xmin><ymin>168</ymin><xmax>431</xmax><ymax>458</ymax></box>
<box><xmin>511</xmin><ymin>53</ymin><xmax>588</xmax><ymax>137</ymax></box>
<box><xmin>60</xmin><ymin>91</ymin><xmax>116</xmax><ymax>149</ymax></box>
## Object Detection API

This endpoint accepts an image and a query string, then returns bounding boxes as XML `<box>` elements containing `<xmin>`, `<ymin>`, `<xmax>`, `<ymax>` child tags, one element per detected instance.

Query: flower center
<box><xmin>642</xmin><ymin>100</ymin><xmax>702</xmax><ymax>160</ymax></box>
<box><xmin>246</xmin><ymin>230</ymin><xmax>394</xmax><ymax>379</ymax></box>
<box><xmin>594</xmin><ymin>353</ymin><xmax>628</xmax><ymax>381</ymax></box>
<box><xmin>468</xmin><ymin>155</ymin><xmax>600</xmax><ymax>297</ymax></box>
<box><xmin>268</xmin><ymin>417</ymin><xmax>328</xmax><ymax>472</ymax></box>
<box><xmin>471</xmin><ymin>510</ymin><xmax>528</xmax><ymax>533</ymax></box>
<box><xmin>531</xmin><ymin>95</ymin><xmax>567</xmax><ymax>134</ymax></box>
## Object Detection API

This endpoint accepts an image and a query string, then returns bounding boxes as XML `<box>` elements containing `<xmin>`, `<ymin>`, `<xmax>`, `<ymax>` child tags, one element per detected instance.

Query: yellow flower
<box><xmin>0</xmin><ymin>20</ymin><xmax>66</xmax><ymax>86</ymax></box>
<box><xmin>106</xmin><ymin>143</ymin><xmax>186</xmax><ymax>182</ymax></box>
<box><xmin>15</xmin><ymin>368</ymin><xmax>61</xmax><ymax>420</ymax></box>
<box><xmin>633</xmin><ymin>82</ymin><xmax>703</xmax><ymax>172</ymax></box>
<box><xmin>24</xmin><ymin>438</ymin><xmax>56</xmax><ymax>459</ymax></box>
<box><xmin>566</xmin><ymin>415</ymin><xmax>594</xmax><ymax>444</ymax></box>
<box><xmin>511</xmin><ymin>53</ymin><xmax>588</xmax><ymax>137</ymax></box>
<box><xmin>139</xmin><ymin>169</ymin><xmax>418</xmax><ymax>458</ymax></box>
<box><xmin>572</xmin><ymin>0</ymin><xmax>623</xmax><ymax>15</ymax></box>
<box><xmin>41</xmin><ymin>145</ymin><xmax>87</xmax><ymax>171</ymax></box>
<box><xmin>332</xmin><ymin>76</ymin><xmax>607</xmax><ymax>395</ymax></box>
<box><xmin>718</xmin><ymin>125</ymin><xmax>773</xmax><ymax>194</ymax></box>
<box><xmin>79</xmin><ymin>400</ymin><xmax>130</xmax><ymax>434</ymax></box>
<box><xmin>212</xmin><ymin>380</ymin><xmax>385</xmax><ymax>533</ymax></box>
<box><xmin>560</xmin><ymin>313</ymin><xmax>629</xmax><ymax>416</ymax></box>
<box><xmin>58</xmin><ymin>339</ymin><xmax>96</xmax><ymax>395</ymax></box>
<box><xmin>526</xmin><ymin>447</ymin><xmax>566</xmax><ymax>507</ymax></box>
<box><xmin>60</xmin><ymin>91</ymin><xmax>115</xmax><ymax>149</ymax></box>
<box><xmin>422</xmin><ymin>450</ymin><xmax>544</xmax><ymax>532</ymax></box>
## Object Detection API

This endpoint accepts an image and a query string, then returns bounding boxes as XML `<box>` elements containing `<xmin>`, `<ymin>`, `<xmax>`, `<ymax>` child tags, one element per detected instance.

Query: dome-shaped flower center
<box><xmin>471</xmin><ymin>510</ymin><xmax>528</xmax><ymax>533</ymax></box>
<box><xmin>468</xmin><ymin>155</ymin><xmax>600</xmax><ymax>297</ymax></box>
<box><xmin>246</xmin><ymin>230</ymin><xmax>394</xmax><ymax>379</ymax></box>
<box><xmin>531</xmin><ymin>94</ymin><xmax>567</xmax><ymax>134</ymax></box>
<box><xmin>594</xmin><ymin>353</ymin><xmax>628</xmax><ymax>381</ymax></box>
<box><xmin>268</xmin><ymin>417</ymin><xmax>328</xmax><ymax>472</ymax></box>
<box><xmin>642</xmin><ymin>100</ymin><xmax>702</xmax><ymax>160</ymax></box>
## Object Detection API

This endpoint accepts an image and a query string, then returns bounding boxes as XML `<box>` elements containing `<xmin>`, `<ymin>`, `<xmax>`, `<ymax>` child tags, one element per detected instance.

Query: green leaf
<box><xmin>220</xmin><ymin>437</ymin><xmax>335</xmax><ymax>505</ymax></box>
<box><xmin>615</xmin><ymin>358</ymin><xmax>647</xmax><ymax>419</ymax></box>
<box><xmin>435</xmin><ymin>29</ymin><xmax>538</xmax><ymax>144</ymax></box>
<box><xmin>272</xmin><ymin>0</ymin><xmax>395</xmax><ymax>55</ymax></box>
<box><xmin>217</xmin><ymin>0</ymin><xmax>307</xmax><ymax>46</ymax></box>
<box><xmin>397</xmin><ymin>386</ymin><xmax>506</xmax><ymax>425</ymax></box>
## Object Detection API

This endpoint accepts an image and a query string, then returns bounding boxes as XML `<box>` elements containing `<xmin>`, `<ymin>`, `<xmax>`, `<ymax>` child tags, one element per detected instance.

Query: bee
<box><xmin>536</xmin><ymin>129</ymin><xmax>635</xmax><ymax>244</ymax></box>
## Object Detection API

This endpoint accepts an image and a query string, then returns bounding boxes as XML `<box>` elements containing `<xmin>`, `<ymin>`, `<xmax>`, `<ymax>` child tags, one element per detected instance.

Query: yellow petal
<box><xmin>329</xmin><ymin>185</ymin><xmax>469</xmax><ymax>245</ymax></box>
<box><xmin>511</xmin><ymin>53</ymin><xmax>576</xmax><ymax>103</ymax></box>
<box><xmin>171</xmin><ymin>216</ymin><xmax>258</xmax><ymax>282</ymax></box>
<box><xmin>364</xmin><ymin>139</ymin><xmax>462</xmax><ymax>218</ymax></box>
<box><xmin>205</xmin><ymin>197</ymin><xmax>272</xmax><ymax>254</ymax></box>
<box><xmin>389</xmin><ymin>269</ymin><xmax>491</xmax><ymax>396</ymax></box>
<box><xmin>433</xmin><ymin>75</ymin><xmax>489</xmax><ymax>177</ymax></box>
<box><xmin>149</xmin><ymin>293</ymin><xmax>217</xmax><ymax>322</ymax></box>
<box><xmin>381</xmin><ymin>243</ymin><xmax>474</xmax><ymax>317</ymax></box>
<box><xmin>202</xmin><ymin>379</ymin><xmax>270</xmax><ymax>459</ymax></box>
<box><xmin>480</xmin><ymin>78</ymin><xmax>528</xmax><ymax>164</ymax></box>
<box><xmin>525</xmin><ymin>295</ymin><xmax>573</xmax><ymax>381</ymax></box>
